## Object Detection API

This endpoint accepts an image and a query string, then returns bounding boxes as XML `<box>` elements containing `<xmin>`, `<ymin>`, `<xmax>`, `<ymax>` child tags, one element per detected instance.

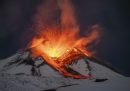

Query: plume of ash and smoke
<box><xmin>31</xmin><ymin>0</ymin><xmax>101</xmax><ymax>55</ymax></box>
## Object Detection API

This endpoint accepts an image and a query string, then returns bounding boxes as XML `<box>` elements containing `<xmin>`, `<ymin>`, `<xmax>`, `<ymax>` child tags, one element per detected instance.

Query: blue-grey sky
<box><xmin>0</xmin><ymin>0</ymin><xmax>129</xmax><ymax>76</ymax></box>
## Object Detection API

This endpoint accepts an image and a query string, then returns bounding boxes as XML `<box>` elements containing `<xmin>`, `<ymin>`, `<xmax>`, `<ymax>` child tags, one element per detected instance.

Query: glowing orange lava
<box><xmin>30</xmin><ymin>27</ymin><xmax>99</xmax><ymax>58</ymax></box>
<box><xmin>28</xmin><ymin>0</ymin><xmax>101</xmax><ymax>79</ymax></box>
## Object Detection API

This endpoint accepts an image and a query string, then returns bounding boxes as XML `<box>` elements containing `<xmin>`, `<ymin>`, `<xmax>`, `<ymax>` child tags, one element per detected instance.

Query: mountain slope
<box><xmin>0</xmin><ymin>51</ymin><xmax>129</xmax><ymax>91</ymax></box>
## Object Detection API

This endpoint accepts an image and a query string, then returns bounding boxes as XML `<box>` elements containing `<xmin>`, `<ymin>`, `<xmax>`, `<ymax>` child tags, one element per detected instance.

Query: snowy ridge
<box><xmin>0</xmin><ymin>51</ymin><xmax>130</xmax><ymax>91</ymax></box>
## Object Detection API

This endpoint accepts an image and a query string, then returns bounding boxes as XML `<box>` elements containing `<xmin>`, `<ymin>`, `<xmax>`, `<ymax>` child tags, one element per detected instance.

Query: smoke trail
<box><xmin>57</xmin><ymin>0</ymin><xmax>78</xmax><ymax>29</ymax></box>
<box><xmin>31</xmin><ymin>0</ymin><xmax>102</xmax><ymax>55</ymax></box>
<box><xmin>33</xmin><ymin>0</ymin><xmax>79</xmax><ymax>32</ymax></box>
<box><xmin>33</xmin><ymin>0</ymin><xmax>60</xmax><ymax>32</ymax></box>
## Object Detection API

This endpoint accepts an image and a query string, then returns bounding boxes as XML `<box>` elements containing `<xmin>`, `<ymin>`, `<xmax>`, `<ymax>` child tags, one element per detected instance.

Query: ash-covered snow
<box><xmin>0</xmin><ymin>52</ymin><xmax>130</xmax><ymax>91</ymax></box>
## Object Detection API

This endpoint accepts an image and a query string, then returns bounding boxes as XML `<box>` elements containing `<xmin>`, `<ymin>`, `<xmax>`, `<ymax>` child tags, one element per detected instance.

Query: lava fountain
<box><xmin>29</xmin><ymin>0</ymin><xmax>101</xmax><ymax>79</ymax></box>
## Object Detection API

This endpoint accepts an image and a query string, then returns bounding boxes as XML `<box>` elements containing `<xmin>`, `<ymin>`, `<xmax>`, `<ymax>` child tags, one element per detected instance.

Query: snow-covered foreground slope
<box><xmin>58</xmin><ymin>77</ymin><xmax>130</xmax><ymax>91</ymax></box>
<box><xmin>58</xmin><ymin>61</ymin><xmax>130</xmax><ymax>91</ymax></box>
<box><xmin>0</xmin><ymin>52</ymin><xmax>130</xmax><ymax>91</ymax></box>
<box><xmin>0</xmin><ymin>74</ymin><xmax>77</xmax><ymax>91</ymax></box>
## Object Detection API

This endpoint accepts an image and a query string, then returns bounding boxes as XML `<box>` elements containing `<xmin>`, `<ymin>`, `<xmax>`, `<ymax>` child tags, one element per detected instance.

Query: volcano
<box><xmin>0</xmin><ymin>49</ymin><xmax>130</xmax><ymax>91</ymax></box>
<box><xmin>0</xmin><ymin>0</ymin><xmax>130</xmax><ymax>90</ymax></box>
<box><xmin>28</xmin><ymin>0</ymin><xmax>101</xmax><ymax>79</ymax></box>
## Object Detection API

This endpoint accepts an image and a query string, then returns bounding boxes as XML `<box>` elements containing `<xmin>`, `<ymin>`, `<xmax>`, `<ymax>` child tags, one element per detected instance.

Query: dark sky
<box><xmin>0</xmin><ymin>0</ymin><xmax>130</xmax><ymax>76</ymax></box>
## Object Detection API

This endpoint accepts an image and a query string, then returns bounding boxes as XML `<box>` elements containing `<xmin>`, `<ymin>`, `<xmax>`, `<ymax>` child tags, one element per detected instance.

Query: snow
<box><xmin>58</xmin><ymin>77</ymin><xmax>130</xmax><ymax>91</ymax></box>
<box><xmin>58</xmin><ymin>60</ymin><xmax>130</xmax><ymax>91</ymax></box>
<box><xmin>0</xmin><ymin>52</ymin><xmax>32</xmax><ymax>75</ymax></box>
<box><xmin>68</xmin><ymin>59</ymin><xmax>90</xmax><ymax>76</ymax></box>
<box><xmin>0</xmin><ymin>74</ymin><xmax>77</xmax><ymax>91</ymax></box>
<box><xmin>0</xmin><ymin>52</ymin><xmax>130</xmax><ymax>91</ymax></box>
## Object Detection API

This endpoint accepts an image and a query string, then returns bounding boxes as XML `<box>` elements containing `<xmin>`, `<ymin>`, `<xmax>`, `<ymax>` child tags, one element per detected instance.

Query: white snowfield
<box><xmin>0</xmin><ymin>52</ymin><xmax>130</xmax><ymax>91</ymax></box>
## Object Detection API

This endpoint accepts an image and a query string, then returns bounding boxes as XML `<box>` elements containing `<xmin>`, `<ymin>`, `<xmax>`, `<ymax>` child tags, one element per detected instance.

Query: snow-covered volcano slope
<box><xmin>58</xmin><ymin>61</ymin><xmax>130</xmax><ymax>91</ymax></box>
<box><xmin>0</xmin><ymin>51</ymin><xmax>130</xmax><ymax>91</ymax></box>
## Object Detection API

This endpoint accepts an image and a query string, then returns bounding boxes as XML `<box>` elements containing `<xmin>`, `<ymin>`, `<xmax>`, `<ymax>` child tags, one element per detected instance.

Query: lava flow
<box><xmin>29</xmin><ymin>0</ymin><xmax>101</xmax><ymax>79</ymax></box>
